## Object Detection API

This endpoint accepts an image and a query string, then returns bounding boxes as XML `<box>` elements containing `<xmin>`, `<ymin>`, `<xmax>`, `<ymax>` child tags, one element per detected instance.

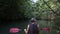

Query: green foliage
<box><xmin>57</xmin><ymin>0</ymin><xmax>60</xmax><ymax>3</ymax></box>
<box><xmin>0</xmin><ymin>0</ymin><xmax>60</xmax><ymax>21</ymax></box>
<box><xmin>0</xmin><ymin>0</ymin><xmax>19</xmax><ymax>21</ymax></box>
<box><xmin>54</xmin><ymin>17</ymin><xmax>60</xmax><ymax>26</ymax></box>
<box><xmin>16</xmin><ymin>0</ymin><xmax>60</xmax><ymax>19</ymax></box>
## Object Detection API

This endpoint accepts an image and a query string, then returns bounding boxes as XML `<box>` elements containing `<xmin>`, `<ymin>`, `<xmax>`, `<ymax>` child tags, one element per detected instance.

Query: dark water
<box><xmin>0</xmin><ymin>20</ymin><xmax>57</xmax><ymax>34</ymax></box>
<box><xmin>0</xmin><ymin>21</ymin><xmax>28</xmax><ymax>34</ymax></box>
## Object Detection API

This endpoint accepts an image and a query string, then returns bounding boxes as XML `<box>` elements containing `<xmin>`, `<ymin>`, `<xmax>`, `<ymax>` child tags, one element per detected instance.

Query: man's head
<box><xmin>31</xmin><ymin>18</ymin><xmax>36</xmax><ymax>23</ymax></box>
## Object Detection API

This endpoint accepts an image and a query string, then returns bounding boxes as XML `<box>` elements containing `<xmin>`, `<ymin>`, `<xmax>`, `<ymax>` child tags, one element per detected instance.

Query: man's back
<box><xmin>28</xmin><ymin>23</ymin><xmax>39</xmax><ymax>34</ymax></box>
<box><xmin>24</xmin><ymin>18</ymin><xmax>40</xmax><ymax>34</ymax></box>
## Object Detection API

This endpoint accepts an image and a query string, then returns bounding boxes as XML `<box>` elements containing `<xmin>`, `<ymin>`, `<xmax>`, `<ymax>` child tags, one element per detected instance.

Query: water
<box><xmin>0</xmin><ymin>21</ymin><xmax>28</xmax><ymax>34</ymax></box>
<box><xmin>0</xmin><ymin>20</ymin><xmax>57</xmax><ymax>34</ymax></box>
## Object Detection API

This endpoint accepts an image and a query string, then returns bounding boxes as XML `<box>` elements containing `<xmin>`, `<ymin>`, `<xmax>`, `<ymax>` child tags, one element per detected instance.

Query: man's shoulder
<box><xmin>37</xmin><ymin>24</ymin><xmax>39</xmax><ymax>27</ymax></box>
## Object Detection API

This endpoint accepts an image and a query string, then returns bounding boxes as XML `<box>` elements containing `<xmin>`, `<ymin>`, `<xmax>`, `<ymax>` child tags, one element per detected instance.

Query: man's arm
<box><xmin>24</xmin><ymin>24</ymin><xmax>29</xmax><ymax>34</ymax></box>
<box><xmin>37</xmin><ymin>24</ymin><xmax>40</xmax><ymax>34</ymax></box>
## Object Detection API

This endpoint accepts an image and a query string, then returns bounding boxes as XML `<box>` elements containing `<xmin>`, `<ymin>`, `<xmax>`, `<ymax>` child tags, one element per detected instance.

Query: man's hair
<box><xmin>31</xmin><ymin>18</ymin><xmax>36</xmax><ymax>22</ymax></box>
<box><xmin>31</xmin><ymin>20</ymin><xmax>35</xmax><ymax>22</ymax></box>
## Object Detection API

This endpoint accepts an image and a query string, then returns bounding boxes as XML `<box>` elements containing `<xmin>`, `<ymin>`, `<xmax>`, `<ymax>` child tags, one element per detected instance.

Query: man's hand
<box><xmin>24</xmin><ymin>29</ymin><xmax>27</xmax><ymax>34</ymax></box>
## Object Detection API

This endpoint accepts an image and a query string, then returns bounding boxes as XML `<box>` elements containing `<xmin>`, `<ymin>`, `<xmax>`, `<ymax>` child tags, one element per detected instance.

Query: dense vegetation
<box><xmin>0</xmin><ymin>0</ymin><xmax>60</xmax><ymax>32</ymax></box>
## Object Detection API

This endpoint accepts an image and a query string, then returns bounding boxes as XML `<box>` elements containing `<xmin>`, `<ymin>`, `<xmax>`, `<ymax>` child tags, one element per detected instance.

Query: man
<box><xmin>24</xmin><ymin>18</ymin><xmax>40</xmax><ymax>34</ymax></box>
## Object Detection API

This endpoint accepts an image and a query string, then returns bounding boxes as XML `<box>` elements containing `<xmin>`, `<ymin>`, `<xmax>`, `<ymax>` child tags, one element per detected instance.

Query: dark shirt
<box><xmin>28</xmin><ymin>23</ymin><xmax>39</xmax><ymax>34</ymax></box>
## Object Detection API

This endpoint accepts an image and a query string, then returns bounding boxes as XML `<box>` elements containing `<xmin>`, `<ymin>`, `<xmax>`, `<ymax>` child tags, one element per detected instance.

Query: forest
<box><xmin>0</xmin><ymin>0</ymin><xmax>60</xmax><ymax>34</ymax></box>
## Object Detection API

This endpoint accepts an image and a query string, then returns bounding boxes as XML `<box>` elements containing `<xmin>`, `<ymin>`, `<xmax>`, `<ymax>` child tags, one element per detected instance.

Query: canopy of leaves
<box><xmin>0</xmin><ymin>0</ymin><xmax>60</xmax><ymax>25</ymax></box>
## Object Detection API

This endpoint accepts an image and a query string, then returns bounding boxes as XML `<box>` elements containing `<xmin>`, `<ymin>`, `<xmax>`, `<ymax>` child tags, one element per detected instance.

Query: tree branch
<box><xmin>43</xmin><ymin>0</ymin><xmax>58</xmax><ymax>16</ymax></box>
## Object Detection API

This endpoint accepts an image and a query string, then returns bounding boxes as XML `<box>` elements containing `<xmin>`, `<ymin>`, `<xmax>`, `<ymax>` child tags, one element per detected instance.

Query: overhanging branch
<box><xmin>43</xmin><ymin>0</ymin><xmax>58</xmax><ymax>15</ymax></box>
